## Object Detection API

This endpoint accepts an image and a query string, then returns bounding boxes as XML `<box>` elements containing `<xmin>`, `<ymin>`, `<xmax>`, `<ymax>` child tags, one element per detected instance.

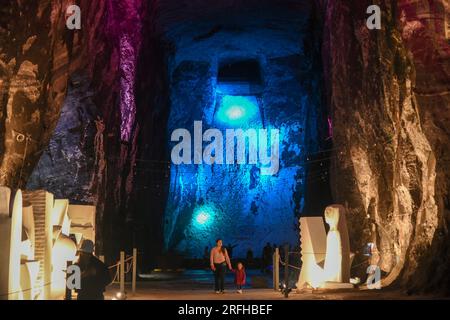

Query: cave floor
<box><xmin>104</xmin><ymin>269</ymin><xmax>442</xmax><ymax>300</ymax></box>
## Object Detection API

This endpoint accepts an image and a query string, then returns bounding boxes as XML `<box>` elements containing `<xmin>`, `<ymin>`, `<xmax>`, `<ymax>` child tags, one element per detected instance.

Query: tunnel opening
<box><xmin>218</xmin><ymin>59</ymin><xmax>263</xmax><ymax>84</ymax></box>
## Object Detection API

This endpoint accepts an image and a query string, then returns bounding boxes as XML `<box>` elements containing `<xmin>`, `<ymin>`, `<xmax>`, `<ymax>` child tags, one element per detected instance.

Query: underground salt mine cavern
<box><xmin>0</xmin><ymin>0</ymin><xmax>449</xmax><ymax>302</ymax></box>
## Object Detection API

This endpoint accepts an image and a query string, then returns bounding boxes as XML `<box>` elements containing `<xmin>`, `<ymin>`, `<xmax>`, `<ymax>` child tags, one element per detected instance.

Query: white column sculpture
<box><xmin>297</xmin><ymin>217</ymin><xmax>327</xmax><ymax>289</ymax></box>
<box><xmin>297</xmin><ymin>204</ymin><xmax>353</xmax><ymax>290</ymax></box>
<box><xmin>323</xmin><ymin>204</ymin><xmax>351</xmax><ymax>283</ymax></box>
<box><xmin>0</xmin><ymin>187</ymin><xmax>23</xmax><ymax>300</ymax></box>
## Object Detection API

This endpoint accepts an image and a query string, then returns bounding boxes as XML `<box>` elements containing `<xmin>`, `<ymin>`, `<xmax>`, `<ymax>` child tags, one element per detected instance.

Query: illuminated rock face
<box><xmin>163</xmin><ymin>5</ymin><xmax>327</xmax><ymax>258</ymax></box>
<box><xmin>0</xmin><ymin>2</ymin><xmax>71</xmax><ymax>188</ymax></box>
<box><xmin>319</xmin><ymin>0</ymin><xmax>450</xmax><ymax>293</ymax></box>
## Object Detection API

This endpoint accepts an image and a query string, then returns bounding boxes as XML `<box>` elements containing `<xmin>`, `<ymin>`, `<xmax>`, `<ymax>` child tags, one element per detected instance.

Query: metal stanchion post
<box><xmin>132</xmin><ymin>248</ymin><xmax>137</xmax><ymax>295</ymax></box>
<box><xmin>273</xmin><ymin>251</ymin><xmax>276</xmax><ymax>290</ymax></box>
<box><xmin>120</xmin><ymin>251</ymin><xmax>125</xmax><ymax>295</ymax></box>
<box><xmin>273</xmin><ymin>248</ymin><xmax>280</xmax><ymax>290</ymax></box>
<box><xmin>283</xmin><ymin>244</ymin><xmax>290</xmax><ymax>298</ymax></box>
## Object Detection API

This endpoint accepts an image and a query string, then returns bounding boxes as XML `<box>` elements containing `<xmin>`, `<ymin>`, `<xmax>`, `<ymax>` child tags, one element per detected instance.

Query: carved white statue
<box><xmin>323</xmin><ymin>205</ymin><xmax>351</xmax><ymax>283</ymax></box>
<box><xmin>0</xmin><ymin>186</ymin><xmax>95</xmax><ymax>300</ymax></box>
<box><xmin>297</xmin><ymin>204</ymin><xmax>353</xmax><ymax>289</ymax></box>
<box><xmin>297</xmin><ymin>217</ymin><xmax>327</xmax><ymax>289</ymax></box>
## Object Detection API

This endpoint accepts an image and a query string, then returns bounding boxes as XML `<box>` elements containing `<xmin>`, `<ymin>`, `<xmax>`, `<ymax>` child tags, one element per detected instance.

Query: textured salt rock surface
<box><xmin>26</xmin><ymin>73</ymin><xmax>99</xmax><ymax>204</ymax></box>
<box><xmin>163</xmin><ymin>5</ymin><xmax>328</xmax><ymax>258</ymax></box>
<box><xmin>0</xmin><ymin>2</ymin><xmax>71</xmax><ymax>188</ymax></box>
<box><xmin>319</xmin><ymin>0</ymin><xmax>450</xmax><ymax>294</ymax></box>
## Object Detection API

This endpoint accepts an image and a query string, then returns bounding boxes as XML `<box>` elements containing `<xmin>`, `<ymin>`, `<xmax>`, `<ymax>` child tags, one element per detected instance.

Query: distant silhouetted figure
<box><xmin>203</xmin><ymin>246</ymin><xmax>210</xmax><ymax>268</ymax></box>
<box><xmin>226</xmin><ymin>244</ymin><xmax>237</xmax><ymax>259</ymax></box>
<box><xmin>246</xmin><ymin>248</ymin><xmax>254</xmax><ymax>266</ymax></box>
<box><xmin>261</xmin><ymin>243</ymin><xmax>273</xmax><ymax>273</ymax></box>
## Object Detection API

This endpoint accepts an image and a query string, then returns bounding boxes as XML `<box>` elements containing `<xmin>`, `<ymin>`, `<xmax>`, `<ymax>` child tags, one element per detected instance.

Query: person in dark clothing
<box><xmin>203</xmin><ymin>246</ymin><xmax>209</xmax><ymax>268</ymax></box>
<box><xmin>226</xmin><ymin>244</ymin><xmax>237</xmax><ymax>259</ymax></box>
<box><xmin>261</xmin><ymin>243</ymin><xmax>273</xmax><ymax>273</ymax></box>
<box><xmin>246</xmin><ymin>248</ymin><xmax>254</xmax><ymax>267</ymax></box>
<box><xmin>74</xmin><ymin>239</ymin><xmax>111</xmax><ymax>300</ymax></box>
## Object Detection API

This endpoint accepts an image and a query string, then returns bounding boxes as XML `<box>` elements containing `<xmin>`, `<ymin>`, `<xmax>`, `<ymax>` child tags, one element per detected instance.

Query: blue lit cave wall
<box><xmin>164</xmin><ymin>4</ymin><xmax>325</xmax><ymax>258</ymax></box>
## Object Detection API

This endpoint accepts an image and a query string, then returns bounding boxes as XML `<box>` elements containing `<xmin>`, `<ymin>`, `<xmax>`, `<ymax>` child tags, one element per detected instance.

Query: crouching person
<box><xmin>75</xmin><ymin>240</ymin><xmax>111</xmax><ymax>300</ymax></box>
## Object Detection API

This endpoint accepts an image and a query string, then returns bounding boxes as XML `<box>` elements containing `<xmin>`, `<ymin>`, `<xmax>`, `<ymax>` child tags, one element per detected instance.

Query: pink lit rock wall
<box><xmin>107</xmin><ymin>0</ymin><xmax>145</xmax><ymax>142</ymax></box>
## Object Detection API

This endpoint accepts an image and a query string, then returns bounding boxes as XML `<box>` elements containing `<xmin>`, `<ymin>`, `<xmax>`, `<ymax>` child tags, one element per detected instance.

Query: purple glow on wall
<box><xmin>120</xmin><ymin>34</ymin><xmax>138</xmax><ymax>142</ymax></box>
<box><xmin>107</xmin><ymin>0</ymin><xmax>144</xmax><ymax>142</ymax></box>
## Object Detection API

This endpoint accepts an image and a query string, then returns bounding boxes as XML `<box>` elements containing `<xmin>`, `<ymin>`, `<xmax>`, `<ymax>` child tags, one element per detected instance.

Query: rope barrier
<box><xmin>107</xmin><ymin>256</ymin><xmax>134</xmax><ymax>270</ymax></box>
<box><xmin>125</xmin><ymin>261</ymin><xmax>133</xmax><ymax>274</ymax></box>
<box><xmin>277</xmin><ymin>254</ymin><xmax>371</xmax><ymax>272</ymax></box>
<box><xmin>278</xmin><ymin>258</ymin><xmax>302</xmax><ymax>270</ymax></box>
<box><xmin>111</xmin><ymin>267</ymin><xmax>120</xmax><ymax>283</ymax></box>
<box><xmin>106</xmin><ymin>252</ymin><xmax>137</xmax><ymax>285</ymax></box>
<box><xmin>108</xmin><ymin>262</ymin><xmax>120</xmax><ymax>270</ymax></box>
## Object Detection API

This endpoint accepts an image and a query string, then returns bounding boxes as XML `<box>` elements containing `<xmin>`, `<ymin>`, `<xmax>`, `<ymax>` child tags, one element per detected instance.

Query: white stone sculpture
<box><xmin>323</xmin><ymin>204</ymin><xmax>351</xmax><ymax>283</ymax></box>
<box><xmin>297</xmin><ymin>217</ymin><xmax>327</xmax><ymax>289</ymax></box>
<box><xmin>68</xmin><ymin>204</ymin><xmax>96</xmax><ymax>242</ymax></box>
<box><xmin>0</xmin><ymin>186</ymin><xmax>96</xmax><ymax>300</ymax></box>
<box><xmin>297</xmin><ymin>204</ymin><xmax>353</xmax><ymax>290</ymax></box>
<box><xmin>0</xmin><ymin>188</ymin><xmax>22</xmax><ymax>300</ymax></box>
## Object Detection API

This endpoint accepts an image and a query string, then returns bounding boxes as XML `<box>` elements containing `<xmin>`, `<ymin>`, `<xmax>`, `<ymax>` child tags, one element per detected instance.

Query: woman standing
<box><xmin>210</xmin><ymin>239</ymin><xmax>232</xmax><ymax>293</ymax></box>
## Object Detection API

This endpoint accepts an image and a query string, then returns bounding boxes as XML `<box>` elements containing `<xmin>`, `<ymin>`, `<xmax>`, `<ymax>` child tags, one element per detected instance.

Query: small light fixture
<box><xmin>193</xmin><ymin>205</ymin><xmax>215</xmax><ymax>228</ymax></box>
<box><xmin>215</xmin><ymin>95</ymin><xmax>259</xmax><ymax>126</ymax></box>
<box><xmin>113</xmin><ymin>292</ymin><xmax>127</xmax><ymax>300</ymax></box>
<box><xmin>195</xmin><ymin>211</ymin><xmax>210</xmax><ymax>225</ymax></box>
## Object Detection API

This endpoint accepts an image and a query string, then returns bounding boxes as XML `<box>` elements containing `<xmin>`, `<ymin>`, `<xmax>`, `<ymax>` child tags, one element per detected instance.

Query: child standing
<box><xmin>233</xmin><ymin>262</ymin><xmax>246</xmax><ymax>294</ymax></box>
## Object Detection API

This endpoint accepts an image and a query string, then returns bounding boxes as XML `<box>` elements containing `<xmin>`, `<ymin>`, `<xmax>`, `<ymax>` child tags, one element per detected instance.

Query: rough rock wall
<box><xmin>26</xmin><ymin>72</ymin><xmax>100</xmax><ymax>204</ymax></box>
<box><xmin>0</xmin><ymin>1</ymin><xmax>72</xmax><ymax>188</ymax></box>
<box><xmin>0</xmin><ymin>0</ymin><xmax>153</xmax><ymax>261</ymax></box>
<box><xmin>398</xmin><ymin>0</ymin><xmax>450</xmax><ymax>293</ymax></box>
<box><xmin>320</xmin><ymin>0</ymin><xmax>449</xmax><ymax>293</ymax></box>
